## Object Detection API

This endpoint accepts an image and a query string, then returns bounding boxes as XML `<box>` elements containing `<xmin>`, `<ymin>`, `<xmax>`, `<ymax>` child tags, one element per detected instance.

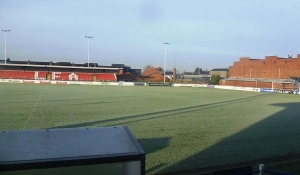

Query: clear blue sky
<box><xmin>1</xmin><ymin>0</ymin><xmax>300</xmax><ymax>72</ymax></box>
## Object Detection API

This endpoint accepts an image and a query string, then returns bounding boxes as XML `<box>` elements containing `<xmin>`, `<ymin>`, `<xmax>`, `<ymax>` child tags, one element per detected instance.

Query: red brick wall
<box><xmin>229</xmin><ymin>55</ymin><xmax>300</xmax><ymax>79</ymax></box>
<box><xmin>220</xmin><ymin>80</ymin><xmax>271</xmax><ymax>88</ymax></box>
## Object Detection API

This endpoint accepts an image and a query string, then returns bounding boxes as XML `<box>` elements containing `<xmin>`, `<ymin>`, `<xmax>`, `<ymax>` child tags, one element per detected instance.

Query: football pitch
<box><xmin>1</xmin><ymin>83</ymin><xmax>300</xmax><ymax>174</ymax></box>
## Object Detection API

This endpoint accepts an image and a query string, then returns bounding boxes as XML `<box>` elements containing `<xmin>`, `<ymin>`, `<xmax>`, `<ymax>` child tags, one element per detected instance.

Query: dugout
<box><xmin>0</xmin><ymin>126</ymin><xmax>145</xmax><ymax>175</ymax></box>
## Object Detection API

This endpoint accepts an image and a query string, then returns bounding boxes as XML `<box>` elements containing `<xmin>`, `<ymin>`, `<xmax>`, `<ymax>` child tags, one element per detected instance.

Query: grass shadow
<box><xmin>137</xmin><ymin>137</ymin><xmax>172</xmax><ymax>155</ymax></box>
<box><xmin>137</xmin><ymin>137</ymin><xmax>172</xmax><ymax>174</ymax></box>
<box><xmin>158</xmin><ymin>102</ymin><xmax>300</xmax><ymax>174</ymax></box>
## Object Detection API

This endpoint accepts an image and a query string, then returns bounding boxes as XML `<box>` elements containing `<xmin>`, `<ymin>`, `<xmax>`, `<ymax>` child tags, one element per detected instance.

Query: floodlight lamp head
<box><xmin>163</xmin><ymin>42</ymin><xmax>170</xmax><ymax>44</ymax></box>
<box><xmin>1</xmin><ymin>29</ymin><xmax>10</xmax><ymax>32</ymax></box>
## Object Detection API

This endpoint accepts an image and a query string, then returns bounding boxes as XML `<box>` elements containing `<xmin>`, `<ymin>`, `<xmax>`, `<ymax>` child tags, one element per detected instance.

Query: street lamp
<box><xmin>163</xmin><ymin>42</ymin><xmax>170</xmax><ymax>83</ymax></box>
<box><xmin>1</xmin><ymin>29</ymin><xmax>10</xmax><ymax>64</ymax></box>
<box><xmin>85</xmin><ymin>36</ymin><xmax>93</xmax><ymax>67</ymax></box>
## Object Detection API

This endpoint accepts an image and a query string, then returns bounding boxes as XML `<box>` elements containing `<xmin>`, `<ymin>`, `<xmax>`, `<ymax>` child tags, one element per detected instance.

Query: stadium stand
<box><xmin>38</xmin><ymin>72</ymin><xmax>47</xmax><ymax>79</ymax></box>
<box><xmin>0</xmin><ymin>71</ymin><xmax>117</xmax><ymax>82</ymax></box>
<box><xmin>75</xmin><ymin>73</ymin><xmax>93</xmax><ymax>81</ymax></box>
<box><xmin>52</xmin><ymin>72</ymin><xmax>70</xmax><ymax>81</ymax></box>
<box><xmin>95</xmin><ymin>73</ymin><xmax>116</xmax><ymax>82</ymax></box>
<box><xmin>0</xmin><ymin>70</ymin><xmax>47</xmax><ymax>80</ymax></box>
<box><xmin>50</xmin><ymin>72</ymin><xmax>116</xmax><ymax>81</ymax></box>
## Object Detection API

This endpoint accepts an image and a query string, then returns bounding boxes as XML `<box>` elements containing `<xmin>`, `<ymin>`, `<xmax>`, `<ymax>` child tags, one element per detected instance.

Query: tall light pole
<box><xmin>85</xmin><ymin>36</ymin><xmax>93</xmax><ymax>67</ymax></box>
<box><xmin>163</xmin><ymin>42</ymin><xmax>170</xmax><ymax>84</ymax></box>
<box><xmin>1</xmin><ymin>29</ymin><xmax>10</xmax><ymax>64</ymax></box>
<box><xmin>174</xmin><ymin>58</ymin><xmax>177</xmax><ymax>80</ymax></box>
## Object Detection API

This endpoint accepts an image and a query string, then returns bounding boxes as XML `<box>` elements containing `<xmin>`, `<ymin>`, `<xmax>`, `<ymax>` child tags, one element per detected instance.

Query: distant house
<box><xmin>140</xmin><ymin>66</ymin><xmax>164</xmax><ymax>82</ymax></box>
<box><xmin>209</xmin><ymin>68</ymin><xmax>229</xmax><ymax>78</ymax></box>
<box><xmin>179</xmin><ymin>69</ymin><xmax>210</xmax><ymax>83</ymax></box>
<box><xmin>200</xmin><ymin>69</ymin><xmax>209</xmax><ymax>75</ymax></box>
<box><xmin>181</xmin><ymin>69</ymin><xmax>209</xmax><ymax>78</ymax></box>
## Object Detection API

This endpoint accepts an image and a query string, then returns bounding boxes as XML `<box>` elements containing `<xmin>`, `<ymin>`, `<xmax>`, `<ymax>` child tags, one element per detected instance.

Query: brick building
<box><xmin>139</xmin><ymin>66</ymin><xmax>165</xmax><ymax>82</ymax></box>
<box><xmin>220</xmin><ymin>55</ymin><xmax>300</xmax><ymax>91</ymax></box>
<box><xmin>229</xmin><ymin>55</ymin><xmax>300</xmax><ymax>79</ymax></box>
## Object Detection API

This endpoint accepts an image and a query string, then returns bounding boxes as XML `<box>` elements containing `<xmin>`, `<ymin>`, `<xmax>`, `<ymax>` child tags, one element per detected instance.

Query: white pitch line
<box><xmin>24</xmin><ymin>85</ymin><xmax>48</xmax><ymax>129</ymax></box>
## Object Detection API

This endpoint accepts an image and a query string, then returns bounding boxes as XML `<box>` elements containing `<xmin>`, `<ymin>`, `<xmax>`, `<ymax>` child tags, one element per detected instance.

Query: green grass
<box><xmin>1</xmin><ymin>83</ymin><xmax>300</xmax><ymax>174</ymax></box>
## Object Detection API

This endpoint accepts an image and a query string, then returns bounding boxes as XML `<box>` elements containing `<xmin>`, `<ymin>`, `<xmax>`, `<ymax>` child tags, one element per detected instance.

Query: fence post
<box><xmin>258</xmin><ymin>164</ymin><xmax>265</xmax><ymax>175</ymax></box>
